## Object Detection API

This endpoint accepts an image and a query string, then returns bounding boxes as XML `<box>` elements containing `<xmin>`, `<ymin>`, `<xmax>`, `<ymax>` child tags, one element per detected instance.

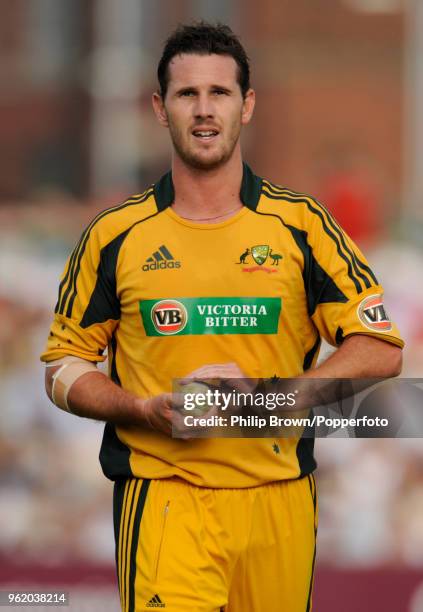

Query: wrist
<box><xmin>135</xmin><ymin>397</ymin><xmax>155</xmax><ymax>430</ymax></box>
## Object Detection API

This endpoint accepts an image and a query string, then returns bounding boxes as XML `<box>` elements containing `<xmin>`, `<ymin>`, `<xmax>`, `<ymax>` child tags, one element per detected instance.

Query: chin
<box><xmin>182</xmin><ymin>148</ymin><xmax>231</xmax><ymax>171</ymax></box>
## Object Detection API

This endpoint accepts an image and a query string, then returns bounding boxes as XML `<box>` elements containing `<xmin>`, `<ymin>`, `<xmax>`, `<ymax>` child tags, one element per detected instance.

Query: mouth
<box><xmin>192</xmin><ymin>129</ymin><xmax>219</xmax><ymax>141</ymax></box>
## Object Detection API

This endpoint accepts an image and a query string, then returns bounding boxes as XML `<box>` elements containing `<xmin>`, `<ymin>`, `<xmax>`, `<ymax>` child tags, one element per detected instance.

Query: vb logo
<box><xmin>358</xmin><ymin>294</ymin><xmax>392</xmax><ymax>332</ymax></box>
<box><xmin>151</xmin><ymin>300</ymin><xmax>188</xmax><ymax>335</ymax></box>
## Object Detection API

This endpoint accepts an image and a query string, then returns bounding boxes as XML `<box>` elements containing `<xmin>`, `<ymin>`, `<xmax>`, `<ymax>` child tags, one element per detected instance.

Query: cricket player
<box><xmin>42</xmin><ymin>22</ymin><xmax>403</xmax><ymax>612</ymax></box>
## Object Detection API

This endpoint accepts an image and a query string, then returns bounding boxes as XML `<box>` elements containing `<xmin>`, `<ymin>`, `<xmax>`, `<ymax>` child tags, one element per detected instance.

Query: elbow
<box><xmin>384</xmin><ymin>346</ymin><xmax>403</xmax><ymax>378</ymax></box>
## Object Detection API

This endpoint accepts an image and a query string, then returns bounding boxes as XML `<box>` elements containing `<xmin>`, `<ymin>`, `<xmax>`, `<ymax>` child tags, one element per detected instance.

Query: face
<box><xmin>152</xmin><ymin>53</ymin><xmax>255</xmax><ymax>171</ymax></box>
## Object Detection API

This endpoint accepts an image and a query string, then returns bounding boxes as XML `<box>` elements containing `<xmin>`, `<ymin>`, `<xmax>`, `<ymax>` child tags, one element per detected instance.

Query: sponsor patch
<box><xmin>150</xmin><ymin>300</ymin><xmax>188</xmax><ymax>335</ymax></box>
<box><xmin>140</xmin><ymin>297</ymin><xmax>282</xmax><ymax>336</ymax></box>
<box><xmin>357</xmin><ymin>294</ymin><xmax>392</xmax><ymax>332</ymax></box>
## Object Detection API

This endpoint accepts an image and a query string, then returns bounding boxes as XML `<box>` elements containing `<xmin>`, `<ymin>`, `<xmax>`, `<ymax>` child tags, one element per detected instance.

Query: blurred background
<box><xmin>1</xmin><ymin>0</ymin><xmax>423</xmax><ymax>610</ymax></box>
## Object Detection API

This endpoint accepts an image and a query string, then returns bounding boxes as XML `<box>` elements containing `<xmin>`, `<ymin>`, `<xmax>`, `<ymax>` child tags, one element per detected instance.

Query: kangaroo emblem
<box><xmin>237</xmin><ymin>248</ymin><xmax>250</xmax><ymax>264</ymax></box>
<box><xmin>269</xmin><ymin>249</ymin><xmax>283</xmax><ymax>265</ymax></box>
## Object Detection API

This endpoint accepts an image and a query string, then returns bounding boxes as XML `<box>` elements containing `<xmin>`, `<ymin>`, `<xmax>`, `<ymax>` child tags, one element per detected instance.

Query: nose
<box><xmin>193</xmin><ymin>92</ymin><xmax>214</xmax><ymax>119</ymax></box>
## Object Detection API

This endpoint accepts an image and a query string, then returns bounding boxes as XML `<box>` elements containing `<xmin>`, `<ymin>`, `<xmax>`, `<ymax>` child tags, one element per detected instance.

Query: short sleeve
<box><xmin>304</xmin><ymin>205</ymin><xmax>404</xmax><ymax>349</ymax></box>
<box><xmin>40</xmin><ymin>221</ymin><xmax>122</xmax><ymax>363</ymax></box>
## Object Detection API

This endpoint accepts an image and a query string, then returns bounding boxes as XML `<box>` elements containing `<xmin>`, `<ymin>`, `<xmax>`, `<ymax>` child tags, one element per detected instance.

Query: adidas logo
<box><xmin>142</xmin><ymin>245</ymin><xmax>181</xmax><ymax>271</ymax></box>
<box><xmin>146</xmin><ymin>593</ymin><xmax>165</xmax><ymax>608</ymax></box>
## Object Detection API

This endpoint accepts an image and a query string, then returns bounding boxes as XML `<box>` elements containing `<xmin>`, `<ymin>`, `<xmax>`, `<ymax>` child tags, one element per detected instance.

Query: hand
<box><xmin>135</xmin><ymin>393</ymin><xmax>180</xmax><ymax>436</ymax></box>
<box><xmin>180</xmin><ymin>362</ymin><xmax>257</xmax><ymax>395</ymax></box>
<box><xmin>136</xmin><ymin>392</ymin><xmax>217</xmax><ymax>440</ymax></box>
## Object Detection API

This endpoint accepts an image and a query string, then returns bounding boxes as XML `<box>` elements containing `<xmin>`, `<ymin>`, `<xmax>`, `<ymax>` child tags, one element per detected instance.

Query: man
<box><xmin>42</xmin><ymin>22</ymin><xmax>403</xmax><ymax>612</ymax></box>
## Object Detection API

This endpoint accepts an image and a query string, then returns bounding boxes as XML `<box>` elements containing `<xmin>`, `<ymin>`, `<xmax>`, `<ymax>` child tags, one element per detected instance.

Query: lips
<box><xmin>192</xmin><ymin>128</ymin><xmax>219</xmax><ymax>139</ymax></box>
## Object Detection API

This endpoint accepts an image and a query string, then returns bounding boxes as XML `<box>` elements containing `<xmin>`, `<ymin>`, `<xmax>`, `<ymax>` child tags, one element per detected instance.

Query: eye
<box><xmin>179</xmin><ymin>90</ymin><xmax>195</xmax><ymax>97</ymax></box>
<box><xmin>212</xmin><ymin>89</ymin><xmax>228</xmax><ymax>95</ymax></box>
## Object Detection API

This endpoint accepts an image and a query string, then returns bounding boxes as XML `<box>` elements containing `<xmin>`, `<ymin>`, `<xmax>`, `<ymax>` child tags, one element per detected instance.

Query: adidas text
<box><xmin>143</xmin><ymin>260</ymin><xmax>181</xmax><ymax>272</ymax></box>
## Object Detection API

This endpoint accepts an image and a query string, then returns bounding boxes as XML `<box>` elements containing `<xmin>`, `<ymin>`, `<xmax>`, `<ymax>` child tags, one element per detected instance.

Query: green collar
<box><xmin>153</xmin><ymin>162</ymin><xmax>263</xmax><ymax>211</ymax></box>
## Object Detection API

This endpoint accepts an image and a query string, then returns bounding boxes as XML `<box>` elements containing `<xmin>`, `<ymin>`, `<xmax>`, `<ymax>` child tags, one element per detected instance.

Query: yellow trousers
<box><xmin>114</xmin><ymin>475</ymin><xmax>317</xmax><ymax>612</ymax></box>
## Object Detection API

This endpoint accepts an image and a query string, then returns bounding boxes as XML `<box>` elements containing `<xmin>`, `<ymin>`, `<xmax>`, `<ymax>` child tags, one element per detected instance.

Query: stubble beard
<box><xmin>168</xmin><ymin>120</ymin><xmax>241</xmax><ymax>172</ymax></box>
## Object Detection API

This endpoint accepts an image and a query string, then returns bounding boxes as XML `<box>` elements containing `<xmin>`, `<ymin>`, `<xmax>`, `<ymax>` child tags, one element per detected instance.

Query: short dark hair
<box><xmin>157</xmin><ymin>21</ymin><xmax>250</xmax><ymax>99</ymax></box>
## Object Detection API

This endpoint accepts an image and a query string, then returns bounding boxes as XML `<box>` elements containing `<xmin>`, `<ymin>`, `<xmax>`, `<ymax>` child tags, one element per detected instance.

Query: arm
<box><xmin>303</xmin><ymin>334</ymin><xmax>402</xmax><ymax>379</ymax></box>
<box><xmin>42</xmin><ymin>211</ymin><xmax>176</xmax><ymax>436</ymax></box>
<box><xmin>178</xmin><ymin>335</ymin><xmax>402</xmax><ymax>386</ymax></box>
<box><xmin>291</xmin><ymin>335</ymin><xmax>402</xmax><ymax>411</ymax></box>
<box><xmin>177</xmin><ymin>336</ymin><xmax>402</xmax><ymax>419</ymax></box>
<box><xmin>45</xmin><ymin>365</ymin><xmax>174</xmax><ymax>435</ymax></box>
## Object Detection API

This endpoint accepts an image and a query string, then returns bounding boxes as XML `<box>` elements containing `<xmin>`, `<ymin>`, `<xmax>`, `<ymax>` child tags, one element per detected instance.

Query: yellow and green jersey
<box><xmin>41</xmin><ymin>164</ymin><xmax>403</xmax><ymax>487</ymax></box>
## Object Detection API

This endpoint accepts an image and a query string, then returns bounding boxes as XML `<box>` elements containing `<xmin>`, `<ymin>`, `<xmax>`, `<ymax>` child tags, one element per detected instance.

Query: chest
<box><xmin>119</xmin><ymin>222</ymin><xmax>304</xmax><ymax>302</ymax></box>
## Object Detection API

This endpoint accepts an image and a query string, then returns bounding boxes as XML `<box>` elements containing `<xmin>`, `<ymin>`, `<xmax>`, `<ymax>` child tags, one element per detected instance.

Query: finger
<box><xmin>224</xmin><ymin>378</ymin><xmax>257</xmax><ymax>394</ymax></box>
<box><xmin>170</xmin><ymin>392</ymin><xmax>185</xmax><ymax>411</ymax></box>
<box><xmin>180</xmin><ymin>363</ymin><xmax>238</xmax><ymax>383</ymax></box>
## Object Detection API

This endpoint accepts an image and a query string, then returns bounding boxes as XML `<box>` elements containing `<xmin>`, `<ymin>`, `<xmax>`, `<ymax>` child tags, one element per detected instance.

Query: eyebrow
<box><xmin>174</xmin><ymin>84</ymin><xmax>233</xmax><ymax>95</ymax></box>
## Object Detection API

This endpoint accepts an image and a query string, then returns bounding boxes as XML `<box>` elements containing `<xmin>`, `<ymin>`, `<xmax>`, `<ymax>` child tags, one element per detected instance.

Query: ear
<box><xmin>152</xmin><ymin>92</ymin><xmax>169</xmax><ymax>127</ymax></box>
<box><xmin>241</xmin><ymin>89</ymin><xmax>255</xmax><ymax>126</ymax></box>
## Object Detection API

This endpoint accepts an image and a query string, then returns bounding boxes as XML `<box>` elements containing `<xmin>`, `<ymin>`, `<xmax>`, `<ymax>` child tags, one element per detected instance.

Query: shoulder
<box><xmin>81</xmin><ymin>186</ymin><xmax>158</xmax><ymax>251</ymax></box>
<box><xmin>256</xmin><ymin>177</ymin><xmax>328</xmax><ymax>232</ymax></box>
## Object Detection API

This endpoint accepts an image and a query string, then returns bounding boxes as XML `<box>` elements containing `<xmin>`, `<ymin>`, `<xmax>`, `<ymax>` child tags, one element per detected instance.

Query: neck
<box><xmin>171</xmin><ymin>148</ymin><xmax>244</xmax><ymax>222</ymax></box>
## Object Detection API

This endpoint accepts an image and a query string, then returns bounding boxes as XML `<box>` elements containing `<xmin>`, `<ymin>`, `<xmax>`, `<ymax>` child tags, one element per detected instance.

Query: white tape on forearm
<box><xmin>49</xmin><ymin>356</ymin><xmax>97</xmax><ymax>412</ymax></box>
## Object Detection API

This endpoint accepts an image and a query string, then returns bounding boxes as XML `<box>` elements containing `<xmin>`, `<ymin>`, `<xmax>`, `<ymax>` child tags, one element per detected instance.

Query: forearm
<box><xmin>303</xmin><ymin>334</ymin><xmax>402</xmax><ymax>380</ymax></box>
<box><xmin>66</xmin><ymin>371</ymin><xmax>145</xmax><ymax>425</ymax></box>
<box><xmin>272</xmin><ymin>335</ymin><xmax>402</xmax><ymax>413</ymax></box>
<box><xmin>45</xmin><ymin>365</ymin><xmax>174</xmax><ymax>433</ymax></box>
<box><xmin>45</xmin><ymin>367</ymin><xmax>145</xmax><ymax>425</ymax></box>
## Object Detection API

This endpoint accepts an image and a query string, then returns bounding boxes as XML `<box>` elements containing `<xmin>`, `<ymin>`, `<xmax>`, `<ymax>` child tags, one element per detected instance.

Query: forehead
<box><xmin>166</xmin><ymin>53</ymin><xmax>239</xmax><ymax>89</ymax></box>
